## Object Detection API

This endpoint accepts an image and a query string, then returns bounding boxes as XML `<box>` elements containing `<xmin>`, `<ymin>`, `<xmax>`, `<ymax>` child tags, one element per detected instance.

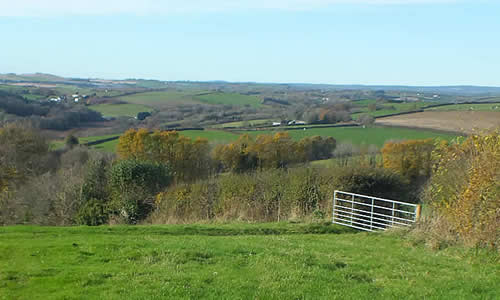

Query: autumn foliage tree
<box><xmin>117</xmin><ymin>129</ymin><xmax>211</xmax><ymax>181</ymax></box>
<box><xmin>381</xmin><ymin>139</ymin><xmax>435</xmax><ymax>181</ymax></box>
<box><xmin>214</xmin><ymin>132</ymin><xmax>336</xmax><ymax>172</ymax></box>
<box><xmin>424</xmin><ymin>131</ymin><xmax>500</xmax><ymax>249</ymax></box>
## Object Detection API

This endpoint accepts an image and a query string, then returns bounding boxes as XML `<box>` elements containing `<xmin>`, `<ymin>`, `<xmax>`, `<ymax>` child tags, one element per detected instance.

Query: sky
<box><xmin>1</xmin><ymin>0</ymin><xmax>499</xmax><ymax>86</ymax></box>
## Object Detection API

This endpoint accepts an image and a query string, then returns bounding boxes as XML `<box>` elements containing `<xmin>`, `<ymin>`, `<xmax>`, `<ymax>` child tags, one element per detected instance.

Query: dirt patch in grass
<box><xmin>375</xmin><ymin>111</ymin><xmax>500</xmax><ymax>134</ymax></box>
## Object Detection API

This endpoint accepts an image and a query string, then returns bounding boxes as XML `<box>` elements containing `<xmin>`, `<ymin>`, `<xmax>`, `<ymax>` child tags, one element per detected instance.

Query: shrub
<box><xmin>110</xmin><ymin>160</ymin><xmax>171</xmax><ymax>223</ymax></box>
<box><xmin>424</xmin><ymin>131</ymin><xmax>500</xmax><ymax>249</ymax></box>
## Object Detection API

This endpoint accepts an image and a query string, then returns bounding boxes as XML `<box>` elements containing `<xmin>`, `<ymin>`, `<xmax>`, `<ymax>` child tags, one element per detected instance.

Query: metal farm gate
<box><xmin>332</xmin><ymin>190</ymin><xmax>421</xmax><ymax>232</ymax></box>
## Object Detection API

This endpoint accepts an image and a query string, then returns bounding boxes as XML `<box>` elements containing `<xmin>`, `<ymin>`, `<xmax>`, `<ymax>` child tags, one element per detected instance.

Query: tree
<box><xmin>64</xmin><ymin>134</ymin><xmax>79</xmax><ymax>149</ymax></box>
<box><xmin>381</xmin><ymin>139</ymin><xmax>435</xmax><ymax>181</ymax></box>
<box><xmin>357</xmin><ymin>114</ymin><xmax>375</xmax><ymax>126</ymax></box>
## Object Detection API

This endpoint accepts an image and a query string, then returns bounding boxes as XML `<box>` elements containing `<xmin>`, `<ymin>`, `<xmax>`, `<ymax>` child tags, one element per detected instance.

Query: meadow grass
<box><xmin>88</xmin><ymin>127</ymin><xmax>455</xmax><ymax>152</ymax></box>
<box><xmin>120</xmin><ymin>91</ymin><xmax>199</xmax><ymax>107</ymax></box>
<box><xmin>0</xmin><ymin>223</ymin><xmax>498</xmax><ymax>299</ymax></box>
<box><xmin>89</xmin><ymin>103</ymin><xmax>152</xmax><ymax>117</ymax></box>
<box><xmin>352</xmin><ymin>102</ymin><xmax>429</xmax><ymax>119</ymax></box>
<box><xmin>243</xmin><ymin>126</ymin><xmax>455</xmax><ymax>147</ymax></box>
<box><xmin>179</xmin><ymin>130</ymin><xmax>240</xmax><ymax>143</ymax></box>
<box><xmin>212</xmin><ymin>119</ymin><xmax>273</xmax><ymax>128</ymax></box>
<box><xmin>194</xmin><ymin>92</ymin><xmax>262</xmax><ymax>108</ymax></box>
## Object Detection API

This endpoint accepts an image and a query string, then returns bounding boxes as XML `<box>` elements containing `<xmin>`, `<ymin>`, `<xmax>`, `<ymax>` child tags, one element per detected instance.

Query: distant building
<box><xmin>287</xmin><ymin>120</ymin><xmax>306</xmax><ymax>126</ymax></box>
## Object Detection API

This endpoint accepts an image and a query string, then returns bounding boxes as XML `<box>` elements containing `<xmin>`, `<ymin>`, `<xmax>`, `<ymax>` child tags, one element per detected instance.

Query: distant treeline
<box><xmin>0</xmin><ymin>91</ymin><xmax>103</xmax><ymax>130</ymax></box>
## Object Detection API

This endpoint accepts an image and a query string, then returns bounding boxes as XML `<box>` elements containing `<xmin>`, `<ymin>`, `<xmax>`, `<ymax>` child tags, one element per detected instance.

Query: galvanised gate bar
<box><xmin>332</xmin><ymin>190</ymin><xmax>421</xmax><ymax>232</ymax></box>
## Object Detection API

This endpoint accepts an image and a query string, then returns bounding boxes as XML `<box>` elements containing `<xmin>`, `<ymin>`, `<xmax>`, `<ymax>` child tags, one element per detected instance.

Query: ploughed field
<box><xmin>375</xmin><ymin>111</ymin><xmax>500</xmax><ymax>134</ymax></box>
<box><xmin>1</xmin><ymin>223</ymin><xmax>498</xmax><ymax>299</ymax></box>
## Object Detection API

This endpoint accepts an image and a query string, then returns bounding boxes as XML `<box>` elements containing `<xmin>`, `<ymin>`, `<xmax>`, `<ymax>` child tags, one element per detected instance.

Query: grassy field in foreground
<box><xmin>1</xmin><ymin>223</ymin><xmax>498</xmax><ymax>299</ymax></box>
<box><xmin>243</xmin><ymin>126</ymin><xmax>455</xmax><ymax>147</ymax></box>
<box><xmin>89</xmin><ymin>103</ymin><xmax>152</xmax><ymax>117</ymax></box>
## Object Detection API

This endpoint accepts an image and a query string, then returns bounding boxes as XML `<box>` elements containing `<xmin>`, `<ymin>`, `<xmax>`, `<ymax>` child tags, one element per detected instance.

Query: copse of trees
<box><xmin>0</xmin><ymin>91</ymin><xmax>103</xmax><ymax>130</ymax></box>
<box><xmin>381</xmin><ymin>139</ymin><xmax>435</xmax><ymax>181</ymax></box>
<box><xmin>213</xmin><ymin>133</ymin><xmax>336</xmax><ymax>172</ymax></box>
<box><xmin>117</xmin><ymin>129</ymin><xmax>212</xmax><ymax>182</ymax></box>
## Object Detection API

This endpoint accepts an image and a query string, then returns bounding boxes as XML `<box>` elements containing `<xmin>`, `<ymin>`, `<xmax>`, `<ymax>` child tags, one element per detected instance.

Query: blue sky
<box><xmin>1</xmin><ymin>0</ymin><xmax>499</xmax><ymax>86</ymax></box>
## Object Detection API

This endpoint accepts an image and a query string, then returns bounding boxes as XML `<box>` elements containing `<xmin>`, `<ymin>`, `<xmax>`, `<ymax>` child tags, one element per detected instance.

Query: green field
<box><xmin>425</xmin><ymin>103</ymin><xmax>500</xmax><ymax>111</ymax></box>
<box><xmin>213</xmin><ymin>119</ymin><xmax>273</xmax><ymax>128</ymax></box>
<box><xmin>89</xmin><ymin>103</ymin><xmax>152</xmax><ymax>117</ymax></box>
<box><xmin>243</xmin><ymin>126</ymin><xmax>455</xmax><ymax>147</ymax></box>
<box><xmin>179</xmin><ymin>130</ymin><xmax>240</xmax><ymax>143</ymax></box>
<box><xmin>1</xmin><ymin>223</ymin><xmax>498</xmax><ymax>299</ymax></box>
<box><xmin>120</xmin><ymin>91</ymin><xmax>198</xmax><ymax>107</ymax></box>
<box><xmin>352</xmin><ymin>101</ymin><xmax>429</xmax><ymax>119</ymax></box>
<box><xmin>88</xmin><ymin>127</ymin><xmax>455</xmax><ymax>152</ymax></box>
<box><xmin>194</xmin><ymin>92</ymin><xmax>262</xmax><ymax>108</ymax></box>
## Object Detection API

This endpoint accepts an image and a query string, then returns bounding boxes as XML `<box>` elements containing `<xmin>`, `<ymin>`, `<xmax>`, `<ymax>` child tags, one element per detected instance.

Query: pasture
<box><xmin>87</xmin><ymin>127</ymin><xmax>455</xmax><ymax>152</ymax></box>
<box><xmin>193</xmin><ymin>92</ymin><xmax>262</xmax><ymax>107</ymax></box>
<box><xmin>212</xmin><ymin>119</ymin><xmax>273</xmax><ymax>128</ymax></box>
<box><xmin>375</xmin><ymin>111</ymin><xmax>500</xmax><ymax>134</ymax></box>
<box><xmin>352</xmin><ymin>100</ymin><xmax>429</xmax><ymax>119</ymax></box>
<box><xmin>119</xmin><ymin>91</ymin><xmax>198</xmax><ymax>107</ymax></box>
<box><xmin>243</xmin><ymin>126</ymin><xmax>455</xmax><ymax>147</ymax></box>
<box><xmin>89</xmin><ymin>103</ymin><xmax>152</xmax><ymax>118</ymax></box>
<box><xmin>1</xmin><ymin>224</ymin><xmax>498</xmax><ymax>299</ymax></box>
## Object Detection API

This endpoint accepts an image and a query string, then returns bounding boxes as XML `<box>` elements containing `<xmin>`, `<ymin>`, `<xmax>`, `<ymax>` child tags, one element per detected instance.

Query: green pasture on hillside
<box><xmin>212</xmin><ymin>119</ymin><xmax>273</xmax><ymax>128</ymax></box>
<box><xmin>120</xmin><ymin>91</ymin><xmax>199</xmax><ymax>107</ymax></box>
<box><xmin>89</xmin><ymin>103</ymin><xmax>152</xmax><ymax>117</ymax></box>
<box><xmin>352</xmin><ymin>101</ymin><xmax>430</xmax><ymax>119</ymax></box>
<box><xmin>1</xmin><ymin>224</ymin><xmax>498</xmax><ymax>299</ymax></box>
<box><xmin>87</xmin><ymin>127</ymin><xmax>455</xmax><ymax>152</ymax></box>
<box><xmin>243</xmin><ymin>126</ymin><xmax>455</xmax><ymax>147</ymax></box>
<box><xmin>194</xmin><ymin>92</ymin><xmax>262</xmax><ymax>107</ymax></box>
<box><xmin>179</xmin><ymin>130</ymin><xmax>240</xmax><ymax>143</ymax></box>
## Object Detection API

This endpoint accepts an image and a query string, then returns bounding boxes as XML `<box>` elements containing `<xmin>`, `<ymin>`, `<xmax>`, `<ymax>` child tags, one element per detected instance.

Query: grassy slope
<box><xmin>212</xmin><ymin>119</ymin><xmax>273</xmax><ymax>128</ymax></box>
<box><xmin>179</xmin><ymin>130</ymin><xmax>240</xmax><ymax>143</ymax></box>
<box><xmin>194</xmin><ymin>92</ymin><xmax>262</xmax><ymax>108</ymax></box>
<box><xmin>352</xmin><ymin>102</ymin><xmax>430</xmax><ymax>119</ymax></box>
<box><xmin>89</xmin><ymin>127</ymin><xmax>454</xmax><ymax>152</ymax></box>
<box><xmin>89</xmin><ymin>103</ymin><xmax>152</xmax><ymax>117</ymax></box>
<box><xmin>0</xmin><ymin>224</ymin><xmax>498</xmax><ymax>299</ymax></box>
<box><xmin>120</xmin><ymin>91</ymin><xmax>198</xmax><ymax>107</ymax></box>
<box><xmin>244</xmin><ymin>126</ymin><xmax>455</xmax><ymax>147</ymax></box>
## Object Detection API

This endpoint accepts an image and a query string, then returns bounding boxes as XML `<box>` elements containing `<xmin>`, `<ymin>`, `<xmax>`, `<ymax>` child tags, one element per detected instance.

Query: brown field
<box><xmin>375</xmin><ymin>111</ymin><xmax>500</xmax><ymax>134</ymax></box>
<box><xmin>8</xmin><ymin>83</ymin><xmax>57</xmax><ymax>88</ymax></box>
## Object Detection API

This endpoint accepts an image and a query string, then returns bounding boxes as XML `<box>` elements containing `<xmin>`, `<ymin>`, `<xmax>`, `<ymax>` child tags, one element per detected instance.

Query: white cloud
<box><xmin>0</xmin><ymin>0</ymin><xmax>465</xmax><ymax>17</ymax></box>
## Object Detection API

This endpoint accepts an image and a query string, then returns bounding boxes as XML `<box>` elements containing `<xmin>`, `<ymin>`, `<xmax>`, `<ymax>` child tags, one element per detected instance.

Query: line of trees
<box><xmin>0</xmin><ymin>91</ymin><xmax>103</xmax><ymax>130</ymax></box>
<box><xmin>213</xmin><ymin>133</ymin><xmax>336</xmax><ymax>172</ymax></box>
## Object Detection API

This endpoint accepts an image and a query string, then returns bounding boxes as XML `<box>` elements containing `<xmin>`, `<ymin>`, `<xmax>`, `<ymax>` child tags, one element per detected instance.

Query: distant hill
<box><xmin>2</xmin><ymin>73</ymin><xmax>500</xmax><ymax>96</ymax></box>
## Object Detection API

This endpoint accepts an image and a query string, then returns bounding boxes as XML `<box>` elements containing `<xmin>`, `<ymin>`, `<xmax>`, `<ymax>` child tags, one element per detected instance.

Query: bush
<box><xmin>151</xmin><ymin>165</ymin><xmax>411</xmax><ymax>224</ymax></box>
<box><xmin>110</xmin><ymin>160</ymin><xmax>171</xmax><ymax>223</ymax></box>
<box><xmin>424</xmin><ymin>131</ymin><xmax>500</xmax><ymax>249</ymax></box>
